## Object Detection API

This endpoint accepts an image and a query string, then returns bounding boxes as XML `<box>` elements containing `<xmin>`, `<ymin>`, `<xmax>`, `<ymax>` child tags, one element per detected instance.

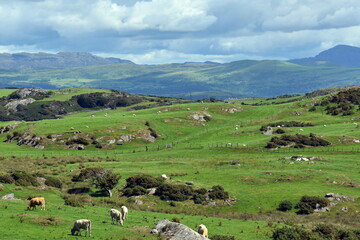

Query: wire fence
<box><xmin>2</xmin><ymin>141</ymin><xmax>359</xmax><ymax>158</ymax></box>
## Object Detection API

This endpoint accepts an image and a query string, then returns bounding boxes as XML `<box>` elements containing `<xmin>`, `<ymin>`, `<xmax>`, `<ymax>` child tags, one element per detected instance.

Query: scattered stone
<box><xmin>185</xmin><ymin>181</ymin><xmax>194</xmax><ymax>186</ymax></box>
<box><xmin>135</xmin><ymin>199</ymin><xmax>143</xmax><ymax>205</ymax></box>
<box><xmin>147</xmin><ymin>188</ymin><xmax>156</xmax><ymax>195</ymax></box>
<box><xmin>208</xmin><ymin>201</ymin><xmax>216</xmax><ymax>206</ymax></box>
<box><xmin>262</xmin><ymin>126</ymin><xmax>273</xmax><ymax>135</ymax></box>
<box><xmin>325</xmin><ymin>193</ymin><xmax>356</xmax><ymax>202</ymax></box>
<box><xmin>341</xmin><ymin>207</ymin><xmax>348</xmax><ymax>212</ymax></box>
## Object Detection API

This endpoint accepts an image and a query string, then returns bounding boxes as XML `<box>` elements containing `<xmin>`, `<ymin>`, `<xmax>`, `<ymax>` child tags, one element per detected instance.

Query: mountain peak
<box><xmin>290</xmin><ymin>44</ymin><xmax>360</xmax><ymax>67</ymax></box>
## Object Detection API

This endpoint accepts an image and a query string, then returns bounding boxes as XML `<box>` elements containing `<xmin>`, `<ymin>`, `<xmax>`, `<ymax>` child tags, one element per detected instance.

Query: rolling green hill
<box><xmin>0</xmin><ymin>87</ymin><xmax>360</xmax><ymax>239</ymax></box>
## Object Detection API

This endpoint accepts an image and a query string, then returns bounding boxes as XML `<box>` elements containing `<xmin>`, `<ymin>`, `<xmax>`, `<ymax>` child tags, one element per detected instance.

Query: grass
<box><xmin>0</xmin><ymin>88</ymin><xmax>360</xmax><ymax>239</ymax></box>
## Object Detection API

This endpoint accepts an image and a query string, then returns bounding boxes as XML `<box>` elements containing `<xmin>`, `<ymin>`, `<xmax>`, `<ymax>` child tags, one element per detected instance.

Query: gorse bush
<box><xmin>277</xmin><ymin>200</ymin><xmax>292</xmax><ymax>212</ymax></box>
<box><xmin>266</xmin><ymin>133</ymin><xmax>331</xmax><ymax>149</ymax></box>
<box><xmin>0</xmin><ymin>174</ymin><xmax>15</xmax><ymax>184</ymax></box>
<box><xmin>10</xmin><ymin>171</ymin><xmax>39</xmax><ymax>187</ymax></box>
<box><xmin>208</xmin><ymin>185</ymin><xmax>229</xmax><ymax>200</ymax></box>
<box><xmin>44</xmin><ymin>176</ymin><xmax>62</xmax><ymax>188</ymax></box>
<box><xmin>155</xmin><ymin>184</ymin><xmax>194</xmax><ymax>201</ymax></box>
<box><xmin>125</xmin><ymin>174</ymin><xmax>164</xmax><ymax>189</ymax></box>
<box><xmin>295</xmin><ymin>195</ymin><xmax>329</xmax><ymax>215</ymax></box>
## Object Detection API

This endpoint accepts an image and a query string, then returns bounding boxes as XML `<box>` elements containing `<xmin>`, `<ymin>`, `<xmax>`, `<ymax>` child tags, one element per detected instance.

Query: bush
<box><xmin>67</xmin><ymin>187</ymin><xmax>91</xmax><ymax>194</ymax></box>
<box><xmin>266</xmin><ymin>134</ymin><xmax>331</xmax><ymax>149</ymax></box>
<box><xmin>155</xmin><ymin>184</ymin><xmax>194</xmax><ymax>201</ymax></box>
<box><xmin>275</xmin><ymin>128</ymin><xmax>285</xmax><ymax>134</ymax></box>
<box><xmin>277</xmin><ymin>200</ymin><xmax>292</xmax><ymax>212</ymax></box>
<box><xmin>122</xmin><ymin>186</ymin><xmax>148</xmax><ymax>197</ymax></box>
<box><xmin>0</xmin><ymin>174</ymin><xmax>15</xmax><ymax>184</ymax></box>
<box><xmin>313</xmin><ymin>224</ymin><xmax>335</xmax><ymax>239</ymax></box>
<box><xmin>208</xmin><ymin>185</ymin><xmax>229</xmax><ymax>200</ymax></box>
<box><xmin>295</xmin><ymin>196</ymin><xmax>329</xmax><ymax>215</ymax></box>
<box><xmin>45</xmin><ymin>177</ymin><xmax>62</xmax><ymax>188</ymax></box>
<box><xmin>10</xmin><ymin>171</ymin><xmax>38</xmax><ymax>187</ymax></box>
<box><xmin>72</xmin><ymin>168</ymin><xmax>106</xmax><ymax>182</ymax></box>
<box><xmin>125</xmin><ymin>174</ymin><xmax>164</xmax><ymax>189</ymax></box>
<box><xmin>273</xmin><ymin>226</ymin><xmax>313</xmax><ymax>240</ymax></box>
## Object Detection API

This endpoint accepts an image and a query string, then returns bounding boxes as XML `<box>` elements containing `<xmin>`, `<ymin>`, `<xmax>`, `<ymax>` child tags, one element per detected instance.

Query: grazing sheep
<box><xmin>110</xmin><ymin>208</ymin><xmax>123</xmax><ymax>225</ymax></box>
<box><xmin>27</xmin><ymin>197</ymin><xmax>45</xmax><ymax>211</ymax></box>
<box><xmin>121</xmin><ymin>206</ymin><xmax>128</xmax><ymax>221</ymax></box>
<box><xmin>71</xmin><ymin>219</ymin><xmax>91</xmax><ymax>237</ymax></box>
<box><xmin>198</xmin><ymin>224</ymin><xmax>208</xmax><ymax>237</ymax></box>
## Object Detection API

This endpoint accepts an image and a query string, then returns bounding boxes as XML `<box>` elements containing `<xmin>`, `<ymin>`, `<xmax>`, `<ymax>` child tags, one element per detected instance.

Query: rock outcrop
<box><xmin>152</xmin><ymin>219</ymin><xmax>209</xmax><ymax>240</ymax></box>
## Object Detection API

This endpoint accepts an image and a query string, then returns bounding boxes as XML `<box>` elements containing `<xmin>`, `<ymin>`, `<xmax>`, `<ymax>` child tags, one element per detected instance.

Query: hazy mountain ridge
<box><xmin>1</xmin><ymin>45</ymin><xmax>360</xmax><ymax>99</ymax></box>
<box><xmin>0</xmin><ymin>52</ymin><xmax>134</xmax><ymax>70</ymax></box>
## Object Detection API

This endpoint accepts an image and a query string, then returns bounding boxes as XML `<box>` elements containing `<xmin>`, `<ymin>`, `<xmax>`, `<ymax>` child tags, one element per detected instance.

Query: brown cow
<box><xmin>27</xmin><ymin>197</ymin><xmax>45</xmax><ymax>210</ymax></box>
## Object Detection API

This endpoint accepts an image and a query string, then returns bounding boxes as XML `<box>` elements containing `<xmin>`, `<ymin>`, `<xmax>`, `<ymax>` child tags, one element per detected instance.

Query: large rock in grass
<box><xmin>152</xmin><ymin>219</ymin><xmax>209</xmax><ymax>240</ymax></box>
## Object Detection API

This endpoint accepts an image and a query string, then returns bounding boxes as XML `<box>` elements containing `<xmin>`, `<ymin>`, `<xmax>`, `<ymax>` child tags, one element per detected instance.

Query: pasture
<box><xmin>0</xmin><ymin>88</ymin><xmax>359</xmax><ymax>239</ymax></box>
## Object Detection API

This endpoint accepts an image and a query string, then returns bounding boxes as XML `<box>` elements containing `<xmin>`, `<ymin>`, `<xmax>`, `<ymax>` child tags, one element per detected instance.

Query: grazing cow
<box><xmin>27</xmin><ymin>197</ymin><xmax>45</xmax><ymax>210</ymax></box>
<box><xmin>121</xmin><ymin>206</ymin><xmax>128</xmax><ymax>221</ymax></box>
<box><xmin>198</xmin><ymin>224</ymin><xmax>208</xmax><ymax>237</ymax></box>
<box><xmin>71</xmin><ymin>219</ymin><xmax>91</xmax><ymax>237</ymax></box>
<box><xmin>110</xmin><ymin>208</ymin><xmax>123</xmax><ymax>225</ymax></box>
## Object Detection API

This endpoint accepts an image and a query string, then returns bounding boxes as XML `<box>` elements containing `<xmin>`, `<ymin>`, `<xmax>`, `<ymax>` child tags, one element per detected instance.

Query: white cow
<box><xmin>71</xmin><ymin>219</ymin><xmax>91</xmax><ymax>237</ymax></box>
<box><xmin>110</xmin><ymin>208</ymin><xmax>123</xmax><ymax>225</ymax></box>
<box><xmin>121</xmin><ymin>206</ymin><xmax>128</xmax><ymax>221</ymax></box>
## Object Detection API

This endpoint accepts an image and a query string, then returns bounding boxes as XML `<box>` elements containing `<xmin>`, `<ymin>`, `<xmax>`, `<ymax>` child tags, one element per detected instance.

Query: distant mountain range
<box><xmin>0</xmin><ymin>45</ymin><xmax>360</xmax><ymax>99</ymax></box>
<box><xmin>0</xmin><ymin>52</ymin><xmax>134</xmax><ymax>70</ymax></box>
<box><xmin>289</xmin><ymin>45</ymin><xmax>360</xmax><ymax>67</ymax></box>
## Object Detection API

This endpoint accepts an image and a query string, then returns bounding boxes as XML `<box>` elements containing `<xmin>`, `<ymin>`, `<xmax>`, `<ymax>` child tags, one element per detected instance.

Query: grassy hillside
<box><xmin>0</xmin><ymin>87</ymin><xmax>360</xmax><ymax>239</ymax></box>
<box><xmin>2</xmin><ymin>60</ymin><xmax>360</xmax><ymax>99</ymax></box>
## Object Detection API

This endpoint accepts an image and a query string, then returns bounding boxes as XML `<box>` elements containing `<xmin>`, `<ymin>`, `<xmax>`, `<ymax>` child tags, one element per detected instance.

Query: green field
<box><xmin>0</xmin><ymin>88</ymin><xmax>360</xmax><ymax>239</ymax></box>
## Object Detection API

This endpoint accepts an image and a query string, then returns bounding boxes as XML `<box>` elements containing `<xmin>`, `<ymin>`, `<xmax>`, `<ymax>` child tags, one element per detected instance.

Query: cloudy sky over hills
<box><xmin>1</xmin><ymin>0</ymin><xmax>360</xmax><ymax>64</ymax></box>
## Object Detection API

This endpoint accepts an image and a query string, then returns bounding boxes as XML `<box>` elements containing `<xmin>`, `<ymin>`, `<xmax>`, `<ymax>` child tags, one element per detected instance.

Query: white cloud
<box><xmin>2</xmin><ymin>0</ymin><xmax>360</xmax><ymax>63</ymax></box>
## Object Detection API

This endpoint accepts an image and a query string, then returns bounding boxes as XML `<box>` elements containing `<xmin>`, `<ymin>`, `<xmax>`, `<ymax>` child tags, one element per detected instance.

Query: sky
<box><xmin>1</xmin><ymin>0</ymin><xmax>360</xmax><ymax>64</ymax></box>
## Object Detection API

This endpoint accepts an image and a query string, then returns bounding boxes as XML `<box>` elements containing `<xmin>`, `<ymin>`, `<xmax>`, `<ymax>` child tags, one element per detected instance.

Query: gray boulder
<box><xmin>0</xmin><ymin>193</ymin><xmax>20</xmax><ymax>200</ymax></box>
<box><xmin>152</xmin><ymin>219</ymin><xmax>209</xmax><ymax>240</ymax></box>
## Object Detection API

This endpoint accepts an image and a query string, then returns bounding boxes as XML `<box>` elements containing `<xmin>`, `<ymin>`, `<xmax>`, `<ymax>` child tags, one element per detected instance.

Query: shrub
<box><xmin>208</xmin><ymin>185</ymin><xmax>229</xmax><ymax>200</ymax></box>
<box><xmin>45</xmin><ymin>177</ymin><xmax>62</xmax><ymax>188</ymax></box>
<box><xmin>10</xmin><ymin>171</ymin><xmax>38</xmax><ymax>187</ymax></box>
<box><xmin>272</xmin><ymin>226</ymin><xmax>313</xmax><ymax>240</ymax></box>
<box><xmin>67</xmin><ymin>187</ymin><xmax>91</xmax><ymax>194</ymax></box>
<box><xmin>295</xmin><ymin>196</ymin><xmax>329</xmax><ymax>215</ymax></box>
<box><xmin>277</xmin><ymin>200</ymin><xmax>292</xmax><ymax>212</ymax></box>
<box><xmin>66</xmin><ymin>137</ymin><xmax>89</xmax><ymax>146</ymax></box>
<box><xmin>0</xmin><ymin>184</ymin><xmax>4</xmax><ymax>191</ymax></box>
<box><xmin>313</xmin><ymin>224</ymin><xmax>335</xmax><ymax>239</ymax></box>
<box><xmin>125</xmin><ymin>174</ymin><xmax>164</xmax><ymax>189</ymax></box>
<box><xmin>122</xmin><ymin>186</ymin><xmax>148</xmax><ymax>197</ymax></box>
<box><xmin>172</xmin><ymin>217</ymin><xmax>180</xmax><ymax>223</ymax></box>
<box><xmin>155</xmin><ymin>184</ymin><xmax>194</xmax><ymax>201</ymax></box>
<box><xmin>275</xmin><ymin>128</ymin><xmax>285</xmax><ymax>134</ymax></box>
<box><xmin>0</xmin><ymin>174</ymin><xmax>15</xmax><ymax>184</ymax></box>
<box><xmin>72</xmin><ymin>168</ymin><xmax>106</xmax><ymax>182</ymax></box>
